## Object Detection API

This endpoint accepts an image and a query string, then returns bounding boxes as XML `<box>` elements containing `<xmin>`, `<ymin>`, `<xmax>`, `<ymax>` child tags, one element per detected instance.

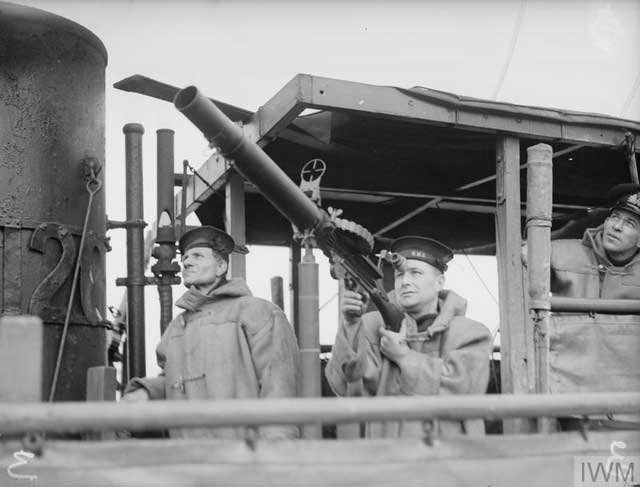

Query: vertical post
<box><xmin>495</xmin><ymin>136</ymin><xmax>532</xmax><ymax>433</ymax></box>
<box><xmin>335</xmin><ymin>279</ymin><xmax>362</xmax><ymax>439</ymax></box>
<box><xmin>153</xmin><ymin>129</ymin><xmax>180</xmax><ymax>335</ymax></box>
<box><xmin>86</xmin><ymin>366</ymin><xmax>117</xmax><ymax>401</ymax></box>
<box><xmin>271</xmin><ymin>276</ymin><xmax>284</xmax><ymax>310</ymax></box>
<box><xmin>290</xmin><ymin>242</ymin><xmax>301</xmax><ymax>339</ymax></box>
<box><xmin>298</xmin><ymin>247</ymin><xmax>321</xmax><ymax>438</ymax></box>
<box><xmin>525</xmin><ymin>143</ymin><xmax>553</xmax><ymax>432</ymax></box>
<box><xmin>225</xmin><ymin>171</ymin><xmax>246</xmax><ymax>279</ymax></box>
<box><xmin>123</xmin><ymin>123</ymin><xmax>146</xmax><ymax>379</ymax></box>
<box><xmin>179</xmin><ymin>159</ymin><xmax>189</xmax><ymax>239</ymax></box>
<box><xmin>86</xmin><ymin>366</ymin><xmax>117</xmax><ymax>440</ymax></box>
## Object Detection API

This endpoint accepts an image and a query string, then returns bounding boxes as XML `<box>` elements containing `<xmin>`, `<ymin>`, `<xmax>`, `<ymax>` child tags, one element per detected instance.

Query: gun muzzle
<box><xmin>174</xmin><ymin>86</ymin><xmax>328</xmax><ymax>233</ymax></box>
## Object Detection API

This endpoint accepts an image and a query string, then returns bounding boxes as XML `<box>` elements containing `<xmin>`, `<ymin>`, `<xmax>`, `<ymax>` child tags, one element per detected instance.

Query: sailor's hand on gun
<box><xmin>342</xmin><ymin>289</ymin><xmax>370</xmax><ymax>326</ymax></box>
<box><xmin>378</xmin><ymin>328</ymin><xmax>410</xmax><ymax>365</ymax></box>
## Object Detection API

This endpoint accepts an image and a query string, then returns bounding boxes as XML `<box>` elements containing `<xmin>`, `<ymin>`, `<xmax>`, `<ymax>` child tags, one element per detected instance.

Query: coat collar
<box><xmin>176</xmin><ymin>278</ymin><xmax>252</xmax><ymax>312</ymax></box>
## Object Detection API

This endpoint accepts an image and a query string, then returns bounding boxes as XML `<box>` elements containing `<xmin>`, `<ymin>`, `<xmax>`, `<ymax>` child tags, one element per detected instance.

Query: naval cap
<box><xmin>391</xmin><ymin>236</ymin><xmax>453</xmax><ymax>273</ymax></box>
<box><xmin>178</xmin><ymin>225</ymin><xmax>235</xmax><ymax>256</ymax></box>
<box><xmin>608</xmin><ymin>183</ymin><xmax>640</xmax><ymax>219</ymax></box>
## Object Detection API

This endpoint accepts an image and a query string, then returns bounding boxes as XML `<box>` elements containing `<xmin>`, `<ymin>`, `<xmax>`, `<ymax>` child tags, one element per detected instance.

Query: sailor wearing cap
<box><xmin>522</xmin><ymin>183</ymin><xmax>640</xmax><ymax>431</ymax></box>
<box><xmin>326</xmin><ymin>235</ymin><xmax>492</xmax><ymax>438</ymax></box>
<box><xmin>602</xmin><ymin>183</ymin><xmax>640</xmax><ymax>265</ymax></box>
<box><xmin>122</xmin><ymin>226</ymin><xmax>300</xmax><ymax>439</ymax></box>
<box><xmin>540</xmin><ymin>183</ymin><xmax>640</xmax><ymax>299</ymax></box>
<box><xmin>178</xmin><ymin>226</ymin><xmax>236</xmax><ymax>294</ymax></box>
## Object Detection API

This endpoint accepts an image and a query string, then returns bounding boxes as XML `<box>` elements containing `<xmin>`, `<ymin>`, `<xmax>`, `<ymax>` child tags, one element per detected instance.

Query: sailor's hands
<box><xmin>120</xmin><ymin>388</ymin><xmax>149</xmax><ymax>403</ymax></box>
<box><xmin>378</xmin><ymin>327</ymin><xmax>410</xmax><ymax>365</ymax></box>
<box><xmin>430</xmin><ymin>289</ymin><xmax>468</xmax><ymax>337</ymax></box>
<box><xmin>342</xmin><ymin>289</ymin><xmax>369</xmax><ymax>326</ymax></box>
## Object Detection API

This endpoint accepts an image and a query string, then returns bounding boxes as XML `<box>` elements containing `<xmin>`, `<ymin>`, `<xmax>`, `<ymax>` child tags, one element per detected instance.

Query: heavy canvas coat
<box><xmin>545</xmin><ymin>226</ymin><xmax>640</xmax><ymax>423</ymax></box>
<box><xmin>325</xmin><ymin>307</ymin><xmax>492</xmax><ymax>438</ymax></box>
<box><xmin>125</xmin><ymin>278</ymin><xmax>300</xmax><ymax>439</ymax></box>
<box><xmin>550</xmin><ymin>225</ymin><xmax>640</xmax><ymax>298</ymax></box>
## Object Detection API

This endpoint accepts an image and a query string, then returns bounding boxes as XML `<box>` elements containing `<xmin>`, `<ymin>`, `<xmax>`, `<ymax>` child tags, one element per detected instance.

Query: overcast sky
<box><xmin>17</xmin><ymin>0</ymin><xmax>640</xmax><ymax>373</ymax></box>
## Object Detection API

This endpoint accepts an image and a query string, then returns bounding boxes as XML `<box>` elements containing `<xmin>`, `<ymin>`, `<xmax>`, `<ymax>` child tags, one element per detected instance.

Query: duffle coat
<box><xmin>325</xmin><ymin>306</ymin><xmax>492</xmax><ymax>438</ymax></box>
<box><xmin>550</xmin><ymin>225</ymin><xmax>640</xmax><ymax>298</ymax></box>
<box><xmin>545</xmin><ymin>226</ymin><xmax>640</xmax><ymax>425</ymax></box>
<box><xmin>125</xmin><ymin>278</ymin><xmax>300</xmax><ymax>439</ymax></box>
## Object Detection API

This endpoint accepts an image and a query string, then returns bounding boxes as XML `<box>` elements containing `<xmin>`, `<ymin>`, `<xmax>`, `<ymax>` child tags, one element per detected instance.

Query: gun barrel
<box><xmin>174</xmin><ymin>86</ymin><xmax>327</xmax><ymax>233</ymax></box>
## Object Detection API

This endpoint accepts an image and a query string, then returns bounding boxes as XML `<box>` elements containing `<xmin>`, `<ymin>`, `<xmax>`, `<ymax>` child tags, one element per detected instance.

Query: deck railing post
<box><xmin>525</xmin><ymin>143</ymin><xmax>553</xmax><ymax>432</ymax></box>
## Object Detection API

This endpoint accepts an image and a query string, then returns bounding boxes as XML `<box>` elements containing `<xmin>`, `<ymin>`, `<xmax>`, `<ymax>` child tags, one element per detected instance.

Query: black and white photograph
<box><xmin>0</xmin><ymin>1</ymin><xmax>639</xmax><ymax>485</ymax></box>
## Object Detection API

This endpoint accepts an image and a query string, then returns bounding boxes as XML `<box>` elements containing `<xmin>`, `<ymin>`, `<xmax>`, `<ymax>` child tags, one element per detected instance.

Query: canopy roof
<box><xmin>166</xmin><ymin>74</ymin><xmax>640</xmax><ymax>253</ymax></box>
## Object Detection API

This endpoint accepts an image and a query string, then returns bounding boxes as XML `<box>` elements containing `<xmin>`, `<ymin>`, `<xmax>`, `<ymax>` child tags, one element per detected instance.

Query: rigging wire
<box><xmin>460</xmin><ymin>250</ymin><xmax>499</xmax><ymax>307</ymax></box>
<box><xmin>492</xmin><ymin>0</ymin><xmax>527</xmax><ymax>100</ymax></box>
<box><xmin>619</xmin><ymin>69</ymin><xmax>640</xmax><ymax>117</ymax></box>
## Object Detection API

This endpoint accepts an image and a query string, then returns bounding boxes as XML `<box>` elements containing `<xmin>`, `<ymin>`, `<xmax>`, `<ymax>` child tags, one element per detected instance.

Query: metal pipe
<box><xmin>298</xmin><ymin>247</ymin><xmax>321</xmax><ymax>439</ymax></box>
<box><xmin>123</xmin><ymin>123</ymin><xmax>146</xmax><ymax>379</ymax></box>
<box><xmin>626</xmin><ymin>132</ymin><xmax>639</xmax><ymax>184</ymax></box>
<box><xmin>153</xmin><ymin>129</ymin><xmax>180</xmax><ymax>334</ymax></box>
<box><xmin>270</xmin><ymin>276</ymin><xmax>284</xmax><ymax>310</ymax></box>
<box><xmin>525</xmin><ymin>143</ymin><xmax>553</xmax><ymax>431</ymax></box>
<box><xmin>550</xmin><ymin>297</ymin><xmax>640</xmax><ymax>314</ymax></box>
<box><xmin>180</xmin><ymin>159</ymin><xmax>189</xmax><ymax>239</ymax></box>
<box><xmin>174</xmin><ymin>86</ymin><xmax>328</xmax><ymax>233</ymax></box>
<box><xmin>0</xmin><ymin>393</ymin><xmax>638</xmax><ymax>434</ymax></box>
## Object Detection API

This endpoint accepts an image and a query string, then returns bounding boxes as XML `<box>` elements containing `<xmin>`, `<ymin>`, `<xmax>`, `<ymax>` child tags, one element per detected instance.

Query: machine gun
<box><xmin>174</xmin><ymin>86</ymin><xmax>404</xmax><ymax>333</ymax></box>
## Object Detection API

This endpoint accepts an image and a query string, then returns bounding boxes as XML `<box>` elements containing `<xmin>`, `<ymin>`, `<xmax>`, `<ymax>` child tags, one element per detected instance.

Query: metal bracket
<box><xmin>21</xmin><ymin>432</ymin><xmax>45</xmax><ymax>456</ymax></box>
<box><xmin>115</xmin><ymin>276</ymin><xmax>158</xmax><ymax>287</ymax></box>
<box><xmin>107</xmin><ymin>219</ymin><xmax>148</xmax><ymax>230</ymax></box>
<box><xmin>422</xmin><ymin>419</ymin><xmax>440</xmax><ymax>447</ymax></box>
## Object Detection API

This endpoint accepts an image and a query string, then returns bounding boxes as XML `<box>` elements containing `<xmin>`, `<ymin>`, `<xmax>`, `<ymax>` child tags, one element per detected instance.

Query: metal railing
<box><xmin>0</xmin><ymin>393</ymin><xmax>638</xmax><ymax>435</ymax></box>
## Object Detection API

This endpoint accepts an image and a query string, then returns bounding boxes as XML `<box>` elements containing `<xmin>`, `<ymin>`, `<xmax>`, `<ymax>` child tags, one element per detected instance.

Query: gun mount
<box><xmin>174</xmin><ymin>86</ymin><xmax>404</xmax><ymax>332</ymax></box>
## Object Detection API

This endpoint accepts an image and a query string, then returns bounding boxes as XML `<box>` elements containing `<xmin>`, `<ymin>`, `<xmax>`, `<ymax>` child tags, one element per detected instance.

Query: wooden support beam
<box><xmin>0</xmin><ymin>316</ymin><xmax>42</xmax><ymax>402</ymax></box>
<box><xmin>495</xmin><ymin>136</ymin><xmax>533</xmax><ymax>434</ymax></box>
<box><xmin>225</xmin><ymin>171</ymin><xmax>246</xmax><ymax>279</ymax></box>
<box><xmin>173</xmin><ymin>154</ymin><xmax>233</xmax><ymax>223</ymax></box>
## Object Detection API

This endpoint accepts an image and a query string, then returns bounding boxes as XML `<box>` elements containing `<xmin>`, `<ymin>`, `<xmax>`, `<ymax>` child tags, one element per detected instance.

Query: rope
<box><xmin>185</xmin><ymin>160</ymin><xmax>218</xmax><ymax>205</ymax></box>
<box><xmin>48</xmin><ymin>167</ymin><xmax>102</xmax><ymax>402</ymax></box>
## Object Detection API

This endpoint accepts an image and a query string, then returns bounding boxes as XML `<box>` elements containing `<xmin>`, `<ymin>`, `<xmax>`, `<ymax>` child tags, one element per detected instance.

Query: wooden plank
<box><xmin>224</xmin><ymin>171</ymin><xmax>246</xmax><ymax>279</ymax></box>
<box><xmin>495</xmin><ymin>136</ymin><xmax>533</xmax><ymax>434</ymax></box>
<box><xmin>0</xmin><ymin>316</ymin><xmax>43</xmax><ymax>402</ymax></box>
<box><xmin>247</xmin><ymin>74</ymin><xmax>307</xmax><ymax>142</ymax></box>
<box><xmin>1</xmin><ymin>430</ymin><xmax>637</xmax><ymax>487</ymax></box>
<box><xmin>299</xmin><ymin>75</ymin><xmax>639</xmax><ymax>148</ymax></box>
